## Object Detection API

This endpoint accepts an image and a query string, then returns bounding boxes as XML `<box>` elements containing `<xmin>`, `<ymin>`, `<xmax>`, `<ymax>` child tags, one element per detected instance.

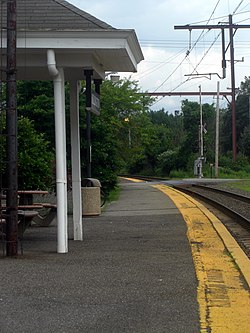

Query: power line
<box><xmin>133</xmin><ymin>48</ymin><xmax>186</xmax><ymax>80</ymax></box>
<box><xmin>233</xmin><ymin>0</ymin><xmax>244</xmax><ymax>14</ymax></box>
<box><xmin>152</xmin><ymin>0</ymin><xmax>225</xmax><ymax>93</ymax></box>
<box><xmin>187</xmin><ymin>9</ymin><xmax>250</xmax><ymax>25</ymax></box>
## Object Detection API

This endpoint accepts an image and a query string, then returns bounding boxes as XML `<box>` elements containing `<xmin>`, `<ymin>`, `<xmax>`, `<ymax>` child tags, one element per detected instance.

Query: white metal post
<box><xmin>47</xmin><ymin>50</ymin><xmax>68</xmax><ymax>253</ymax></box>
<box><xmin>53</xmin><ymin>68</ymin><xmax>68</xmax><ymax>253</ymax></box>
<box><xmin>61</xmin><ymin>69</ymin><xmax>68</xmax><ymax>249</ymax></box>
<box><xmin>70</xmin><ymin>80</ymin><xmax>83</xmax><ymax>240</ymax></box>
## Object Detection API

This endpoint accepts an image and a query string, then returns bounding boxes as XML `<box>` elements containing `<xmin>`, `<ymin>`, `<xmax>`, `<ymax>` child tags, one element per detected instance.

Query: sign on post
<box><xmin>86</xmin><ymin>91</ymin><xmax>100</xmax><ymax>116</ymax></box>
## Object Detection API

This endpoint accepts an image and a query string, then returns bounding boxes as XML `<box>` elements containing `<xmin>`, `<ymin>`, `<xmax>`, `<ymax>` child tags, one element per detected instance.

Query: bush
<box><xmin>219</xmin><ymin>152</ymin><xmax>250</xmax><ymax>172</ymax></box>
<box><xmin>169</xmin><ymin>169</ymin><xmax>190</xmax><ymax>179</ymax></box>
<box><xmin>157</xmin><ymin>150</ymin><xmax>179</xmax><ymax>176</ymax></box>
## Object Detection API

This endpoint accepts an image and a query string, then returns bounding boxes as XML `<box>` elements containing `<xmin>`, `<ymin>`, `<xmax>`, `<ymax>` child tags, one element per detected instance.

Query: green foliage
<box><xmin>7</xmin><ymin>75</ymin><xmax>250</xmax><ymax>195</ymax></box>
<box><xmin>17</xmin><ymin>116</ymin><xmax>55</xmax><ymax>190</ymax></box>
<box><xmin>175</xmin><ymin>100</ymin><xmax>216</xmax><ymax>173</ymax></box>
<box><xmin>224</xmin><ymin>180</ymin><xmax>250</xmax><ymax>191</ymax></box>
<box><xmin>17</xmin><ymin>81</ymin><xmax>55</xmax><ymax>146</ymax></box>
<box><xmin>169</xmin><ymin>169</ymin><xmax>191</xmax><ymax>179</ymax></box>
<box><xmin>221</xmin><ymin>76</ymin><xmax>250</xmax><ymax>155</ymax></box>
<box><xmin>156</xmin><ymin>150</ymin><xmax>179</xmax><ymax>176</ymax></box>
<box><xmin>80</xmin><ymin>78</ymin><xmax>156</xmax><ymax>194</ymax></box>
<box><xmin>239</xmin><ymin>126</ymin><xmax>250</xmax><ymax>157</ymax></box>
<box><xmin>219</xmin><ymin>152</ymin><xmax>250</xmax><ymax>172</ymax></box>
<box><xmin>0</xmin><ymin>111</ymin><xmax>54</xmax><ymax>189</ymax></box>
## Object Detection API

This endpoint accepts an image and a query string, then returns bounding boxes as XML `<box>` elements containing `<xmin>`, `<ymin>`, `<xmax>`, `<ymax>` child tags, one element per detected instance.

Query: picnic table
<box><xmin>18</xmin><ymin>190</ymin><xmax>49</xmax><ymax>205</ymax></box>
<box><xmin>17</xmin><ymin>190</ymin><xmax>57</xmax><ymax>227</ymax></box>
<box><xmin>0</xmin><ymin>190</ymin><xmax>57</xmax><ymax>235</ymax></box>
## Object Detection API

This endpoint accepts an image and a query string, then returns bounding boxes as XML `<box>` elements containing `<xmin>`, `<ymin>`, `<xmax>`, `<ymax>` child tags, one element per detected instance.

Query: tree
<box><xmin>17</xmin><ymin>81</ymin><xmax>55</xmax><ymax>147</ymax></box>
<box><xmin>239</xmin><ymin>127</ymin><xmax>250</xmax><ymax>158</ymax></box>
<box><xmin>0</xmin><ymin>114</ymin><xmax>54</xmax><ymax>190</ymax></box>
<box><xmin>178</xmin><ymin>100</ymin><xmax>215</xmax><ymax>170</ymax></box>
<box><xmin>17</xmin><ymin>116</ymin><xmax>55</xmax><ymax>190</ymax></box>
<box><xmin>89</xmin><ymin>78</ymin><xmax>155</xmax><ymax>189</ymax></box>
<box><xmin>221</xmin><ymin>76</ymin><xmax>250</xmax><ymax>155</ymax></box>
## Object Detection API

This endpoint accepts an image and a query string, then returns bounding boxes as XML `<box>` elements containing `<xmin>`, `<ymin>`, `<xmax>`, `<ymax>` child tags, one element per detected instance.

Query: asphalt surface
<box><xmin>0</xmin><ymin>180</ymin><xmax>200</xmax><ymax>333</ymax></box>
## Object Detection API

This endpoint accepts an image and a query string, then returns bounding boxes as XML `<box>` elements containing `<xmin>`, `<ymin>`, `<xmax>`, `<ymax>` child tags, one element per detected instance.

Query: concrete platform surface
<box><xmin>0</xmin><ymin>180</ymin><xmax>200</xmax><ymax>332</ymax></box>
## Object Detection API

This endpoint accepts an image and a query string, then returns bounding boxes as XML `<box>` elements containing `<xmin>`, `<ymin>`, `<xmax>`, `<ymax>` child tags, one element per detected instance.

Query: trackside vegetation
<box><xmin>1</xmin><ymin>76</ymin><xmax>250</xmax><ymax>195</ymax></box>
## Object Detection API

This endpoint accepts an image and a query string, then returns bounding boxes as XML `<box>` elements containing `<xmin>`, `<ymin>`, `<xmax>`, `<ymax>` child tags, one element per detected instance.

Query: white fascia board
<box><xmin>16</xmin><ymin>30</ymin><xmax>144</xmax><ymax>69</ymax></box>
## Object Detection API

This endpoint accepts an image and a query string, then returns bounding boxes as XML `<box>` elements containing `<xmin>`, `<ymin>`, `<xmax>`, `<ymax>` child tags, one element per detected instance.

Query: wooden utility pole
<box><xmin>174</xmin><ymin>15</ymin><xmax>250</xmax><ymax>161</ymax></box>
<box><xmin>6</xmin><ymin>0</ymin><xmax>18</xmax><ymax>256</ymax></box>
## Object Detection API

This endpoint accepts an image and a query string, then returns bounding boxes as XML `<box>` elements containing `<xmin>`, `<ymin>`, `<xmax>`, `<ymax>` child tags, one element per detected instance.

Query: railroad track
<box><xmin>123</xmin><ymin>176</ymin><xmax>250</xmax><ymax>258</ymax></box>
<box><xmin>173</xmin><ymin>183</ymin><xmax>250</xmax><ymax>258</ymax></box>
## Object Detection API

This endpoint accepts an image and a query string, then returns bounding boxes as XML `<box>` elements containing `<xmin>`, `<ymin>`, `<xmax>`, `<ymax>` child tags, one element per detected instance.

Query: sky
<box><xmin>68</xmin><ymin>0</ymin><xmax>250</xmax><ymax>112</ymax></box>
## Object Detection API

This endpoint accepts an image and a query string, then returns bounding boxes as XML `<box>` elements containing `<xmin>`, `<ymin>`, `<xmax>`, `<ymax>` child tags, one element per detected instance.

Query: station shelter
<box><xmin>0</xmin><ymin>0</ymin><xmax>143</xmax><ymax>253</ymax></box>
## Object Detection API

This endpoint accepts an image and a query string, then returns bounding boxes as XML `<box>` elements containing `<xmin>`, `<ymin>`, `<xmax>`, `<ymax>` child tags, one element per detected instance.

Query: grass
<box><xmin>223</xmin><ymin>179</ymin><xmax>250</xmax><ymax>192</ymax></box>
<box><xmin>101</xmin><ymin>186</ymin><xmax>121</xmax><ymax>212</ymax></box>
<box><xmin>107</xmin><ymin>186</ymin><xmax>121</xmax><ymax>202</ymax></box>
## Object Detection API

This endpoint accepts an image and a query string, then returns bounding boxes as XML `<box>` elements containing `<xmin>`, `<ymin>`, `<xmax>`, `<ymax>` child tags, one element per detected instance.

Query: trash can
<box><xmin>81</xmin><ymin>178</ymin><xmax>101</xmax><ymax>216</ymax></box>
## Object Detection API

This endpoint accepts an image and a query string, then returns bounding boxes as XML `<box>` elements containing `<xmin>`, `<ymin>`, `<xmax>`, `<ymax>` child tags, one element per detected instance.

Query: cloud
<box><xmin>68</xmin><ymin>0</ymin><xmax>250</xmax><ymax>112</ymax></box>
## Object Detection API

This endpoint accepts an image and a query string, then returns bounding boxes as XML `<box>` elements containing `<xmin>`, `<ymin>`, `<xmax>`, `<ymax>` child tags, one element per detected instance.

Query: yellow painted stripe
<box><xmin>153</xmin><ymin>184</ymin><xmax>250</xmax><ymax>333</ymax></box>
<box><xmin>120</xmin><ymin>177</ymin><xmax>144</xmax><ymax>182</ymax></box>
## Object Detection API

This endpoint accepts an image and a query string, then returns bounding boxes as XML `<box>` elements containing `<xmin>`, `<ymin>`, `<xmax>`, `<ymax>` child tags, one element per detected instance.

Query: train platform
<box><xmin>0</xmin><ymin>178</ymin><xmax>250</xmax><ymax>332</ymax></box>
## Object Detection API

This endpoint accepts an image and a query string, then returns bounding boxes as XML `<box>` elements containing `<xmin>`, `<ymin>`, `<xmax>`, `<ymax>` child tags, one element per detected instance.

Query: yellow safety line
<box><xmin>120</xmin><ymin>177</ymin><xmax>144</xmax><ymax>182</ymax></box>
<box><xmin>153</xmin><ymin>184</ymin><xmax>250</xmax><ymax>333</ymax></box>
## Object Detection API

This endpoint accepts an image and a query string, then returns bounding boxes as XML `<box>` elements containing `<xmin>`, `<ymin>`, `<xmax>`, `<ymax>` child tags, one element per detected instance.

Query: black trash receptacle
<box><xmin>81</xmin><ymin>178</ymin><xmax>101</xmax><ymax>216</ymax></box>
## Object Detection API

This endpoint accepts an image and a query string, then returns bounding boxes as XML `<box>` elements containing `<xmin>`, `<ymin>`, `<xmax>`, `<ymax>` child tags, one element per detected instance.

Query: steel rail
<box><xmin>191</xmin><ymin>184</ymin><xmax>250</xmax><ymax>204</ymax></box>
<box><xmin>173</xmin><ymin>184</ymin><xmax>250</xmax><ymax>230</ymax></box>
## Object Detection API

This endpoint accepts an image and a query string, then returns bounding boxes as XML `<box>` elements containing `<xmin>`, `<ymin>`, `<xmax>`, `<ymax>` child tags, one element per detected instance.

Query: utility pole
<box><xmin>199</xmin><ymin>85</ymin><xmax>203</xmax><ymax>178</ymax></box>
<box><xmin>229</xmin><ymin>14</ymin><xmax>237</xmax><ymax>161</ymax></box>
<box><xmin>175</xmin><ymin>15</ymin><xmax>250</xmax><ymax>161</ymax></box>
<box><xmin>6</xmin><ymin>0</ymin><xmax>18</xmax><ymax>256</ymax></box>
<box><xmin>215</xmin><ymin>82</ymin><xmax>220</xmax><ymax>178</ymax></box>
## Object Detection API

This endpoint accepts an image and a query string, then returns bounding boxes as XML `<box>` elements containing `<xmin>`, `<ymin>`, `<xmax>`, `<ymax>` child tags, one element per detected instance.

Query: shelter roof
<box><xmin>1</xmin><ymin>0</ymin><xmax>114</xmax><ymax>30</ymax></box>
<box><xmin>0</xmin><ymin>0</ymin><xmax>143</xmax><ymax>80</ymax></box>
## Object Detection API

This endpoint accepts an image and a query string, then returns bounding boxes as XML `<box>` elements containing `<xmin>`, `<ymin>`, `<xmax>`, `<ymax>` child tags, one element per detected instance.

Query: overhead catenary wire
<box><xmin>135</xmin><ymin>2</ymin><xmax>250</xmax><ymax>87</ymax></box>
<box><xmin>233</xmin><ymin>0</ymin><xmax>244</xmax><ymax>14</ymax></box>
<box><xmin>153</xmin><ymin>0</ymin><xmax>224</xmax><ymax>93</ymax></box>
<box><xmin>132</xmin><ymin>48</ymin><xmax>187</xmax><ymax>80</ymax></box>
<box><xmin>133</xmin><ymin>1</ymin><xmax>250</xmax><ymax>111</ymax></box>
<box><xmin>153</xmin><ymin>0</ymin><xmax>250</xmax><ymax>95</ymax></box>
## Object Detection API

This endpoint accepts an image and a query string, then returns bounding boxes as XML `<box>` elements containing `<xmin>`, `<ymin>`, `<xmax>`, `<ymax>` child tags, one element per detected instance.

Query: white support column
<box><xmin>47</xmin><ymin>49</ymin><xmax>68</xmax><ymax>253</ymax></box>
<box><xmin>70</xmin><ymin>80</ymin><xmax>83</xmax><ymax>240</ymax></box>
<box><xmin>54</xmin><ymin>68</ymin><xmax>68</xmax><ymax>253</ymax></box>
<box><xmin>61</xmin><ymin>69</ymin><xmax>68</xmax><ymax>248</ymax></box>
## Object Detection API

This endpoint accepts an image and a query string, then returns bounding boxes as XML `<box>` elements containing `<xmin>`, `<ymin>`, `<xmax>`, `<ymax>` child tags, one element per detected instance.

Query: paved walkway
<box><xmin>0</xmin><ymin>179</ymin><xmax>200</xmax><ymax>333</ymax></box>
<box><xmin>2</xmin><ymin>178</ymin><xmax>250</xmax><ymax>332</ymax></box>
